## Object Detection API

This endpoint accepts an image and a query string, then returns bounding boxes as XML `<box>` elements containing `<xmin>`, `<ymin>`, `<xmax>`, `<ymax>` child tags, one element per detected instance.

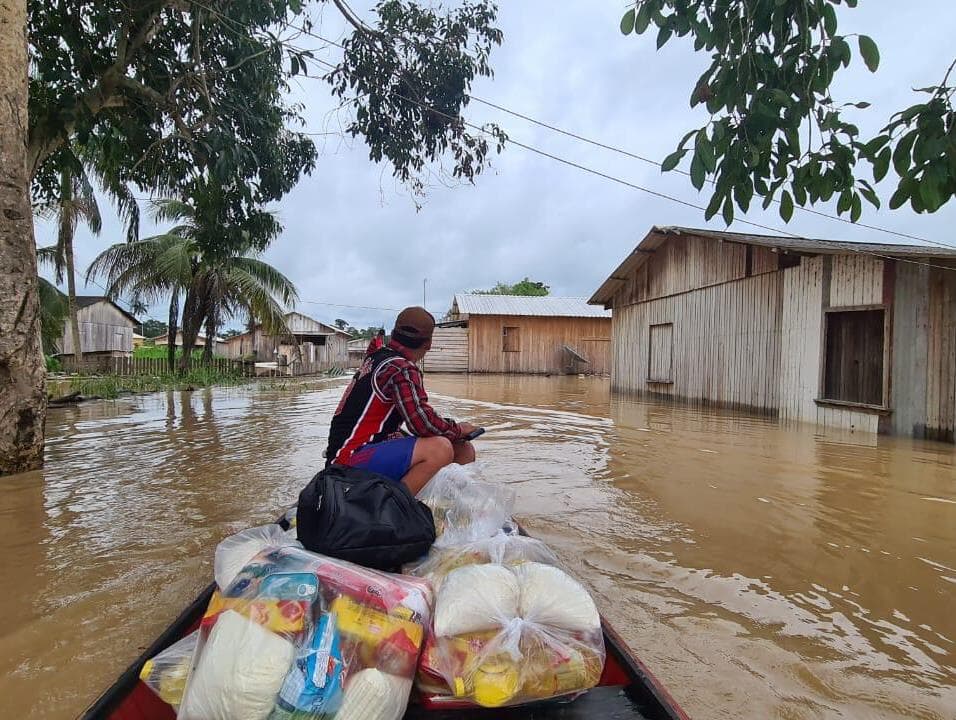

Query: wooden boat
<box><xmin>79</xmin><ymin>520</ymin><xmax>690</xmax><ymax>720</ymax></box>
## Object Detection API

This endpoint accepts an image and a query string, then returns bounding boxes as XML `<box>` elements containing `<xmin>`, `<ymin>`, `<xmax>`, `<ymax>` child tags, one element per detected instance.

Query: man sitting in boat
<box><xmin>324</xmin><ymin>306</ymin><xmax>478</xmax><ymax>494</ymax></box>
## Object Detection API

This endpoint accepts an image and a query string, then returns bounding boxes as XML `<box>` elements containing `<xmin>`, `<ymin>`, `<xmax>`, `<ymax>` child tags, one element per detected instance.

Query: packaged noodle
<box><xmin>416</xmin><ymin>464</ymin><xmax>515</xmax><ymax>546</ymax></box>
<box><xmin>418</xmin><ymin>561</ymin><xmax>605</xmax><ymax>708</ymax></box>
<box><xmin>139</xmin><ymin>630</ymin><xmax>198</xmax><ymax>709</ymax></box>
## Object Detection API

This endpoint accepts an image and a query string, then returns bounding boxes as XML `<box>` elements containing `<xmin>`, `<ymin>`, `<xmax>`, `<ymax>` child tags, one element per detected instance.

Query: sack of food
<box><xmin>139</xmin><ymin>630</ymin><xmax>199</xmax><ymax>709</ymax></box>
<box><xmin>418</xmin><ymin>561</ymin><xmax>604</xmax><ymax>708</ymax></box>
<box><xmin>416</xmin><ymin>464</ymin><xmax>515</xmax><ymax>547</ymax></box>
<box><xmin>181</xmin><ymin>542</ymin><xmax>433</xmax><ymax>720</ymax></box>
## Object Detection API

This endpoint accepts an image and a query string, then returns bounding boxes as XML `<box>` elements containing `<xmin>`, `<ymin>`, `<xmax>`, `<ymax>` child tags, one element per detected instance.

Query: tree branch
<box><xmin>332</xmin><ymin>0</ymin><xmax>382</xmax><ymax>37</ymax></box>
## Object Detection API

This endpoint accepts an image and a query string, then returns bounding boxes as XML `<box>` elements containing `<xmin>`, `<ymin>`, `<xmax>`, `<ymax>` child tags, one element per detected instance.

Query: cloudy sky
<box><xmin>37</xmin><ymin>1</ymin><xmax>956</xmax><ymax>331</ymax></box>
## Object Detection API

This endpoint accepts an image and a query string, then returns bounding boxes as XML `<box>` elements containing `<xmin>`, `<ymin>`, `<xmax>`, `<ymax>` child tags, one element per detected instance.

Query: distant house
<box><xmin>347</xmin><ymin>338</ymin><xmax>369</xmax><ymax>368</ymax></box>
<box><xmin>219</xmin><ymin>311</ymin><xmax>351</xmax><ymax>372</ymax></box>
<box><xmin>57</xmin><ymin>296</ymin><xmax>138</xmax><ymax>357</ymax></box>
<box><xmin>590</xmin><ymin>226</ymin><xmax>956</xmax><ymax>441</ymax></box>
<box><xmin>429</xmin><ymin>294</ymin><xmax>612</xmax><ymax>374</ymax></box>
<box><xmin>132</xmin><ymin>332</ymin><xmax>146</xmax><ymax>349</ymax></box>
<box><xmin>153</xmin><ymin>331</ymin><xmax>226</xmax><ymax>354</ymax></box>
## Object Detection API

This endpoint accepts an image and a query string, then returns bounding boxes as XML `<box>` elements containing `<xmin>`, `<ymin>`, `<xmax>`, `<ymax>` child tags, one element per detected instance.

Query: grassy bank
<box><xmin>47</xmin><ymin>367</ymin><xmax>248</xmax><ymax>400</ymax></box>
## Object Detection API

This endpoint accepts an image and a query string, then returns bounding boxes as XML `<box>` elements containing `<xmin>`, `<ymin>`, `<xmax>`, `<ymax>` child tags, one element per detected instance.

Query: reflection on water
<box><xmin>1</xmin><ymin>375</ymin><xmax>954</xmax><ymax>719</ymax></box>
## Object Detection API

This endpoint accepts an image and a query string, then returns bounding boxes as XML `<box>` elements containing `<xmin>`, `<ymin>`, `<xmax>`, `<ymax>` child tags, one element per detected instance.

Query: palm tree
<box><xmin>87</xmin><ymin>198</ymin><xmax>297</xmax><ymax>372</ymax></box>
<box><xmin>34</xmin><ymin>146</ymin><xmax>139</xmax><ymax>365</ymax></box>
<box><xmin>86</xmin><ymin>232</ymin><xmax>194</xmax><ymax>372</ymax></box>
<box><xmin>37</xmin><ymin>276</ymin><xmax>69</xmax><ymax>355</ymax></box>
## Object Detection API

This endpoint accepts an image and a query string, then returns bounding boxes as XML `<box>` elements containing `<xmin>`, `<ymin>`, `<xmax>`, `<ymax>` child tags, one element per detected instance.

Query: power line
<box><xmin>281</xmin><ymin>18</ymin><xmax>953</xmax><ymax>250</ymax></box>
<box><xmin>295</xmin><ymin>55</ymin><xmax>956</xmax><ymax>274</ymax></box>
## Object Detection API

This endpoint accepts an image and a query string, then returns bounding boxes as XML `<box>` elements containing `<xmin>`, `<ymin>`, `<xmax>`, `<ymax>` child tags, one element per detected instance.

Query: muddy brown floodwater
<box><xmin>1</xmin><ymin>375</ymin><xmax>954</xmax><ymax>720</ymax></box>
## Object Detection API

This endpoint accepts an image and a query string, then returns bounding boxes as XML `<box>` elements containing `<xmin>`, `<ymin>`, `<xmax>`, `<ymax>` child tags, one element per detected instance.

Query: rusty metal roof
<box><xmin>589</xmin><ymin>226</ymin><xmax>956</xmax><ymax>306</ymax></box>
<box><xmin>454</xmin><ymin>294</ymin><xmax>611</xmax><ymax>318</ymax></box>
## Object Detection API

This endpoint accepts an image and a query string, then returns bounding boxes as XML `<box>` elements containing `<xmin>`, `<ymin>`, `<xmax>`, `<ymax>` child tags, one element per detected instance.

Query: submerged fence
<box><xmin>58</xmin><ymin>355</ymin><xmax>255</xmax><ymax>376</ymax></box>
<box><xmin>56</xmin><ymin>355</ymin><xmax>347</xmax><ymax>378</ymax></box>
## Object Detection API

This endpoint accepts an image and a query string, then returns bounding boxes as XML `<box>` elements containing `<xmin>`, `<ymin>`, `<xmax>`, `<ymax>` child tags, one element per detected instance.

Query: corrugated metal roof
<box><xmin>589</xmin><ymin>225</ymin><xmax>956</xmax><ymax>306</ymax></box>
<box><xmin>454</xmin><ymin>294</ymin><xmax>611</xmax><ymax>318</ymax></box>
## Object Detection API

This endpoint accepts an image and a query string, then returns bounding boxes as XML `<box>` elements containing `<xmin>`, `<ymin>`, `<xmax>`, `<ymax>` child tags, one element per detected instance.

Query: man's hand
<box><xmin>457</xmin><ymin>422</ymin><xmax>479</xmax><ymax>439</ymax></box>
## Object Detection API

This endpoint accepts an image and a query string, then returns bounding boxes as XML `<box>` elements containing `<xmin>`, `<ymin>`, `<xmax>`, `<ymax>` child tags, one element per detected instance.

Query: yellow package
<box><xmin>203</xmin><ymin>591</ymin><xmax>309</xmax><ymax>636</ymax></box>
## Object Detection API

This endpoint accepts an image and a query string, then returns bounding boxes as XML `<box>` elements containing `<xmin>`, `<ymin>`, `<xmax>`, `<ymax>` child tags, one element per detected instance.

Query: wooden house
<box><xmin>430</xmin><ymin>294</ymin><xmax>612</xmax><ymax>374</ymax></box>
<box><xmin>57</xmin><ymin>296</ymin><xmax>138</xmax><ymax>357</ymax></box>
<box><xmin>219</xmin><ymin>311</ymin><xmax>351</xmax><ymax>372</ymax></box>
<box><xmin>153</xmin><ymin>331</ymin><xmax>226</xmax><ymax>354</ymax></box>
<box><xmin>589</xmin><ymin>226</ymin><xmax>956</xmax><ymax>441</ymax></box>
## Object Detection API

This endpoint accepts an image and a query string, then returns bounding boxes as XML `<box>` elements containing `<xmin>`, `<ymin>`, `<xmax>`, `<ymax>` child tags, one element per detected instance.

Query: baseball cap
<box><xmin>392</xmin><ymin>306</ymin><xmax>435</xmax><ymax>348</ymax></box>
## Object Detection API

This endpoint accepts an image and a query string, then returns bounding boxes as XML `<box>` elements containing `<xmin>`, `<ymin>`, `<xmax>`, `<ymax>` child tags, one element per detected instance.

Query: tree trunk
<box><xmin>59</xmin><ymin>167</ymin><xmax>83</xmax><ymax>367</ymax></box>
<box><xmin>178</xmin><ymin>284</ymin><xmax>204</xmax><ymax>372</ymax></box>
<box><xmin>0</xmin><ymin>0</ymin><xmax>47</xmax><ymax>474</ymax></box>
<box><xmin>167</xmin><ymin>287</ymin><xmax>179</xmax><ymax>374</ymax></box>
<box><xmin>202</xmin><ymin>305</ymin><xmax>217</xmax><ymax>365</ymax></box>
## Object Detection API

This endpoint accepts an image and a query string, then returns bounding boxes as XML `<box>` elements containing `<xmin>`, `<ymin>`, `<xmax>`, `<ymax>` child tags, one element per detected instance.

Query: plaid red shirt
<box><xmin>376</xmin><ymin>342</ymin><xmax>463</xmax><ymax>441</ymax></box>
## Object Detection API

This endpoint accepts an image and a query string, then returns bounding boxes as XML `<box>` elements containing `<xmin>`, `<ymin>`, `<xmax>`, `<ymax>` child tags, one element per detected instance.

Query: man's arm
<box><xmin>378</xmin><ymin>360</ymin><xmax>463</xmax><ymax>440</ymax></box>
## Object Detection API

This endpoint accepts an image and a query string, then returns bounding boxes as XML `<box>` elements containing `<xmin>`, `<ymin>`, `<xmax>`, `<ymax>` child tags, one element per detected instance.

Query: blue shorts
<box><xmin>347</xmin><ymin>436</ymin><xmax>417</xmax><ymax>482</ymax></box>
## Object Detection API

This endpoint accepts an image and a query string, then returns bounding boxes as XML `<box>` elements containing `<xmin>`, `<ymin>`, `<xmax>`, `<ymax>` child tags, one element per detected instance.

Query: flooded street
<box><xmin>1</xmin><ymin>375</ymin><xmax>954</xmax><ymax>719</ymax></box>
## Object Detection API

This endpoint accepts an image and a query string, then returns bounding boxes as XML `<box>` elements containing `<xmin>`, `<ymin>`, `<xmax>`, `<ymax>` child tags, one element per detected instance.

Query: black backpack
<box><xmin>296</xmin><ymin>465</ymin><xmax>436</xmax><ymax>571</ymax></box>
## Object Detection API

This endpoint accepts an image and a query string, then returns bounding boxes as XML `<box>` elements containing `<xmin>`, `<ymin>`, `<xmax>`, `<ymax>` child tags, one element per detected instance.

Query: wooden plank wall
<box><xmin>828</xmin><ymin>255</ymin><xmax>884</xmax><ymax>307</ymax></box>
<box><xmin>891</xmin><ymin>262</ymin><xmax>930</xmax><ymax>437</ymax></box>
<box><xmin>468</xmin><ymin>316</ymin><xmax>611</xmax><ymax>374</ymax></box>
<box><xmin>424</xmin><ymin>327</ymin><xmax>469</xmax><ymax>373</ymax></box>
<box><xmin>778</xmin><ymin>256</ymin><xmax>824</xmax><ymax>422</ymax></box>
<box><xmin>614</xmin><ymin>235</ymin><xmax>748</xmax><ymax>306</ymax></box>
<box><xmin>610</xmin><ymin>271</ymin><xmax>782</xmax><ymax>411</ymax></box>
<box><xmin>924</xmin><ymin>266</ymin><xmax>956</xmax><ymax>441</ymax></box>
<box><xmin>58</xmin><ymin>302</ymin><xmax>135</xmax><ymax>354</ymax></box>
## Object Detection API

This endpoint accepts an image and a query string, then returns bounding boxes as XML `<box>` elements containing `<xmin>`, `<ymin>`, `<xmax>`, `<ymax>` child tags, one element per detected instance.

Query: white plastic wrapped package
<box><xmin>214</xmin><ymin>523</ymin><xmax>301</xmax><ymax>591</ymax></box>
<box><xmin>416</xmin><ymin>464</ymin><xmax>516</xmax><ymax>546</ymax></box>
<box><xmin>406</xmin><ymin>533</ymin><xmax>560</xmax><ymax>591</ymax></box>
<box><xmin>335</xmin><ymin>669</ymin><xmax>413</xmax><ymax>720</ymax></box>
<box><xmin>139</xmin><ymin>630</ymin><xmax>198</xmax><ymax>709</ymax></box>
<box><xmin>178</xmin><ymin>611</ymin><xmax>296</xmax><ymax>720</ymax></box>
<box><xmin>180</xmin><ymin>542</ymin><xmax>433</xmax><ymax>720</ymax></box>
<box><xmin>417</xmin><ymin>561</ymin><xmax>605</xmax><ymax>708</ymax></box>
<box><xmin>433</xmin><ymin>564</ymin><xmax>519</xmax><ymax>637</ymax></box>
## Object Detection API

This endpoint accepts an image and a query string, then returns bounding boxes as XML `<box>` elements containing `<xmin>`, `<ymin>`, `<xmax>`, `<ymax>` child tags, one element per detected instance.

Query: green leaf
<box><xmin>889</xmin><ymin>183</ymin><xmax>910</xmax><ymax>210</ymax></box>
<box><xmin>690</xmin><ymin>151</ymin><xmax>706</xmax><ymax>190</ymax></box>
<box><xmin>850</xmin><ymin>194</ymin><xmax>862</xmax><ymax>222</ymax></box>
<box><xmin>696</xmin><ymin>131</ymin><xmax>716</xmax><ymax>173</ymax></box>
<box><xmin>635</xmin><ymin>4</ymin><xmax>651</xmax><ymax>33</ymax></box>
<box><xmin>858</xmin><ymin>182</ymin><xmax>881</xmax><ymax>209</ymax></box>
<box><xmin>657</xmin><ymin>25</ymin><xmax>673</xmax><ymax>49</ymax></box>
<box><xmin>873</xmin><ymin>147</ymin><xmax>891</xmax><ymax>182</ymax></box>
<box><xmin>661</xmin><ymin>148</ymin><xmax>687</xmax><ymax>172</ymax></box>
<box><xmin>722</xmin><ymin>196</ymin><xmax>735</xmax><ymax>226</ymax></box>
<box><xmin>862</xmin><ymin>135</ymin><xmax>890</xmax><ymax>156</ymax></box>
<box><xmin>858</xmin><ymin>35</ymin><xmax>880</xmax><ymax>72</ymax></box>
<box><xmin>893</xmin><ymin>131</ymin><xmax>917</xmax><ymax>177</ymax></box>
<box><xmin>823</xmin><ymin>5</ymin><xmax>838</xmax><ymax>36</ymax></box>
<box><xmin>620</xmin><ymin>8</ymin><xmax>636</xmax><ymax>35</ymax></box>
<box><xmin>919</xmin><ymin>175</ymin><xmax>942</xmax><ymax>212</ymax></box>
<box><xmin>779</xmin><ymin>191</ymin><xmax>794</xmax><ymax>222</ymax></box>
<box><xmin>704</xmin><ymin>190</ymin><xmax>723</xmax><ymax>221</ymax></box>
<box><xmin>852</xmin><ymin>102</ymin><xmax>871</xmax><ymax>109</ymax></box>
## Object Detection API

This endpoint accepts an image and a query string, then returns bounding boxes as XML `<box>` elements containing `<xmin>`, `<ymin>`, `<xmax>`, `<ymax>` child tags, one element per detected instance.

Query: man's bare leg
<box><xmin>402</xmin><ymin>436</ymin><xmax>454</xmax><ymax>495</ymax></box>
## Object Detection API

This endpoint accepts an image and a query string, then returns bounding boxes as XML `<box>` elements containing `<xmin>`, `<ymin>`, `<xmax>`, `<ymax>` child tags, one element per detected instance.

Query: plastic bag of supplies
<box><xmin>178</xmin><ymin>543</ymin><xmax>432</xmax><ymax>720</ymax></box>
<box><xmin>416</xmin><ymin>561</ymin><xmax>605</xmax><ymax>708</ymax></box>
